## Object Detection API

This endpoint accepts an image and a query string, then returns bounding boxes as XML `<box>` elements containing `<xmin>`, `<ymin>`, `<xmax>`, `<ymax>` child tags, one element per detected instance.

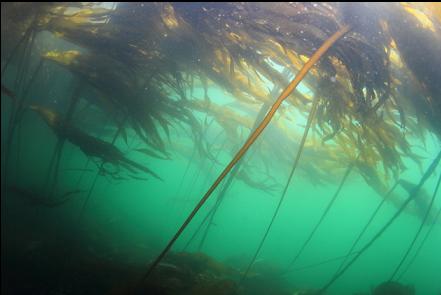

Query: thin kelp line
<box><xmin>1</xmin><ymin>16</ymin><xmax>38</xmax><ymax>75</ymax></box>
<box><xmin>183</xmin><ymin>143</ymin><xmax>258</xmax><ymax>252</ymax></box>
<box><xmin>78</xmin><ymin>116</ymin><xmax>128</xmax><ymax>220</ymax></box>
<box><xmin>319</xmin><ymin>150</ymin><xmax>441</xmax><ymax>293</ymax></box>
<box><xmin>184</xmin><ymin>131</ymin><xmax>225</xmax><ymax>202</ymax></box>
<box><xmin>174</xmin><ymin>132</ymin><xmax>228</xmax><ymax>225</ymax></box>
<box><xmin>333</xmin><ymin>179</ymin><xmax>400</xmax><ymax>276</ymax></box>
<box><xmin>181</xmin><ymin>179</ymin><xmax>230</xmax><ymax>252</ymax></box>
<box><xmin>42</xmin><ymin>85</ymin><xmax>81</xmax><ymax>194</ymax></box>
<box><xmin>2</xmin><ymin>30</ymin><xmax>39</xmax><ymax>184</ymax></box>
<box><xmin>13</xmin><ymin>59</ymin><xmax>45</xmax><ymax>177</ymax></box>
<box><xmin>195</xmin><ymin>68</ymin><xmax>292</xmax><ymax>252</ymax></box>
<box><xmin>142</xmin><ymin>24</ymin><xmax>351</xmax><ymax>282</ymax></box>
<box><xmin>197</xmin><ymin>172</ymin><xmax>236</xmax><ymax>251</ymax></box>
<box><xmin>389</xmin><ymin>172</ymin><xmax>441</xmax><ymax>281</ymax></box>
<box><xmin>173</xmin><ymin>116</ymin><xmax>215</xmax><ymax>201</ymax></box>
<box><xmin>174</xmin><ymin>147</ymin><xmax>197</xmax><ymax>198</ymax></box>
<box><xmin>196</xmin><ymin>145</ymin><xmax>262</xmax><ymax>251</ymax></box>
<box><xmin>284</xmin><ymin>251</ymin><xmax>360</xmax><ymax>274</ymax></box>
<box><xmin>74</xmin><ymin>117</ymin><xmax>113</xmax><ymax>190</ymax></box>
<box><xmin>183</xmin><ymin>138</ymin><xmax>263</xmax><ymax>252</ymax></box>
<box><xmin>240</xmin><ymin>94</ymin><xmax>320</xmax><ymax>283</ymax></box>
<box><xmin>14</xmin><ymin>29</ymin><xmax>36</xmax><ymax>97</ymax></box>
<box><xmin>397</xmin><ymin>205</ymin><xmax>441</xmax><ymax>280</ymax></box>
<box><xmin>284</xmin><ymin>162</ymin><xmax>355</xmax><ymax>272</ymax></box>
<box><xmin>164</xmin><ymin>69</ymin><xmax>290</xmax><ymax>251</ymax></box>
<box><xmin>187</xmin><ymin>126</ymin><xmax>226</xmax><ymax>194</ymax></box>
<box><xmin>2</xmin><ymin>59</ymin><xmax>43</xmax><ymax>187</ymax></box>
<box><xmin>45</xmin><ymin>84</ymin><xmax>82</xmax><ymax>199</ymax></box>
<box><xmin>175</xmin><ymin>126</ymin><xmax>252</xmax><ymax>237</ymax></box>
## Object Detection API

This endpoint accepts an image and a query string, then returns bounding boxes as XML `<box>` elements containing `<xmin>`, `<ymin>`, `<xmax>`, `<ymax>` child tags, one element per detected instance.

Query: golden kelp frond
<box><xmin>401</xmin><ymin>3</ymin><xmax>437</xmax><ymax>32</ymax></box>
<box><xmin>4</xmin><ymin>2</ymin><xmax>440</xmax><ymax>191</ymax></box>
<box><xmin>42</xmin><ymin>50</ymin><xmax>81</xmax><ymax>66</ymax></box>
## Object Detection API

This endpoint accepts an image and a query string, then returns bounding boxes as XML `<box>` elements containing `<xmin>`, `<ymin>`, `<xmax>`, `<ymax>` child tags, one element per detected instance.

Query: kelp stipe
<box><xmin>142</xmin><ymin>24</ymin><xmax>351</xmax><ymax>282</ymax></box>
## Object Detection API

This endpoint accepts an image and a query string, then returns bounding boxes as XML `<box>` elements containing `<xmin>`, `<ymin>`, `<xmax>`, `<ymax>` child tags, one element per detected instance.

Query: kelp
<box><xmin>41</xmin><ymin>50</ymin><xmax>200</xmax><ymax>156</ymax></box>
<box><xmin>29</xmin><ymin>105</ymin><xmax>162</xmax><ymax>180</ymax></box>
<box><xmin>3</xmin><ymin>3</ymin><xmax>437</xmax><ymax>193</ymax></box>
<box><xmin>320</xmin><ymin>150</ymin><xmax>441</xmax><ymax>292</ymax></box>
<box><xmin>389</xmin><ymin>173</ymin><xmax>441</xmax><ymax>281</ymax></box>
<box><xmin>2</xmin><ymin>3</ymin><xmax>441</xmax><ymax>291</ymax></box>
<box><xmin>144</xmin><ymin>23</ymin><xmax>351</xmax><ymax>281</ymax></box>
<box><xmin>0</xmin><ymin>4</ymin><xmax>437</xmax><ymax>215</ymax></box>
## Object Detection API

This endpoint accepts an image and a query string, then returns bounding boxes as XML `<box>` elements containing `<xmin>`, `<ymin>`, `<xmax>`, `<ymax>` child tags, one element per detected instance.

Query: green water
<box><xmin>2</xmin><ymin>3</ymin><xmax>441</xmax><ymax>295</ymax></box>
<box><xmin>3</xmin><ymin>80</ymin><xmax>440</xmax><ymax>294</ymax></box>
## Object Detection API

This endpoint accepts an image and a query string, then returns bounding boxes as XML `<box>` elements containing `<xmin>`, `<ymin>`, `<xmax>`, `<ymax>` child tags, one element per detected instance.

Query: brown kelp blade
<box><xmin>1</xmin><ymin>84</ymin><xmax>16</xmax><ymax>99</ymax></box>
<box><xmin>135</xmin><ymin>147</ymin><xmax>170</xmax><ymax>160</ymax></box>
<box><xmin>29</xmin><ymin>104</ymin><xmax>162</xmax><ymax>181</ymax></box>
<box><xmin>120</xmin><ymin>157</ymin><xmax>163</xmax><ymax>181</ymax></box>
<box><xmin>142</xmin><ymin>24</ymin><xmax>351</xmax><ymax>281</ymax></box>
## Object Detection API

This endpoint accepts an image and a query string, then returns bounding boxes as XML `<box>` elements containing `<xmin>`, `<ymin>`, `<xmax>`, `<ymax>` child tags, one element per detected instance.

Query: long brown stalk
<box><xmin>142</xmin><ymin>24</ymin><xmax>351</xmax><ymax>281</ymax></box>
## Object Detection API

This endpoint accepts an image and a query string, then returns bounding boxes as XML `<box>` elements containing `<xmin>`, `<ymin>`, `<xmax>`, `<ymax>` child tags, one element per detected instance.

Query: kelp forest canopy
<box><xmin>2</xmin><ymin>2</ymin><xmax>441</xmax><ymax>202</ymax></box>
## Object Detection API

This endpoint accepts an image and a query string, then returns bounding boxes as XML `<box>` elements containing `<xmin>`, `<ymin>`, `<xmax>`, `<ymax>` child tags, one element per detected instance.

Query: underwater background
<box><xmin>2</xmin><ymin>3</ymin><xmax>441</xmax><ymax>295</ymax></box>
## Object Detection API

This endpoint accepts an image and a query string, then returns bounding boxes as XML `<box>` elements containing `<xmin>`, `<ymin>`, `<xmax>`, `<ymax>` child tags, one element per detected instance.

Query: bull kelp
<box><xmin>1</xmin><ymin>2</ymin><xmax>441</xmax><ymax>295</ymax></box>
